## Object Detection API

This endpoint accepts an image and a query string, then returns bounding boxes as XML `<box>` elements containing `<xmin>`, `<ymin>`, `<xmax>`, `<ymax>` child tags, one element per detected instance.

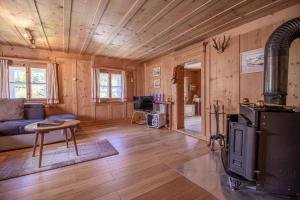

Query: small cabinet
<box><xmin>184</xmin><ymin>104</ymin><xmax>195</xmax><ymax>116</ymax></box>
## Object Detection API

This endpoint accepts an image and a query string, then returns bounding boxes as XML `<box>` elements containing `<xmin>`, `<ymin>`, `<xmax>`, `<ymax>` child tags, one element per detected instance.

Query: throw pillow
<box><xmin>0</xmin><ymin>98</ymin><xmax>25</xmax><ymax>121</ymax></box>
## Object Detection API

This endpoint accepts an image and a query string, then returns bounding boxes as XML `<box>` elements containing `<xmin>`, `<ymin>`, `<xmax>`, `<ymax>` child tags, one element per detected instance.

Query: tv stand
<box><xmin>131</xmin><ymin>102</ymin><xmax>173</xmax><ymax>129</ymax></box>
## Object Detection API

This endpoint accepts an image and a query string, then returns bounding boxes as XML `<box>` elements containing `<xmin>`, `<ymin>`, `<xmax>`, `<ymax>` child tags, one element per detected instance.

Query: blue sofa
<box><xmin>0</xmin><ymin>103</ymin><xmax>76</xmax><ymax>151</ymax></box>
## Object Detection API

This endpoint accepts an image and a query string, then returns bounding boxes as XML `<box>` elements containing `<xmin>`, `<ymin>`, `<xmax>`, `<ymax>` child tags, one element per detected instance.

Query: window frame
<box><xmin>98</xmin><ymin>69</ymin><xmax>123</xmax><ymax>101</ymax></box>
<box><xmin>98</xmin><ymin>71</ymin><xmax>110</xmax><ymax>99</ymax></box>
<box><xmin>8</xmin><ymin>64</ymin><xmax>47</xmax><ymax>101</ymax></box>
<box><xmin>8</xmin><ymin>66</ymin><xmax>27</xmax><ymax>99</ymax></box>
<box><xmin>29</xmin><ymin>66</ymin><xmax>47</xmax><ymax>100</ymax></box>
<box><xmin>110</xmin><ymin>73</ymin><xmax>123</xmax><ymax>99</ymax></box>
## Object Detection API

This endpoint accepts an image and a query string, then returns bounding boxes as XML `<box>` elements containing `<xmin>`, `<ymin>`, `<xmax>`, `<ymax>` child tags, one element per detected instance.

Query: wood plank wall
<box><xmin>0</xmin><ymin>45</ymin><xmax>143</xmax><ymax>124</ymax></box>
<box><xmin>142</xmin><ymin>5</ymin><xmax>300</xmax><ymax>139</ymax></box>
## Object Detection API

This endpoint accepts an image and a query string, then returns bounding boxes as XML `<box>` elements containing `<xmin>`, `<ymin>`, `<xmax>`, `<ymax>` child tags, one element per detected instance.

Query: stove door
<box><xmin>228</xmin><ymin>121</ymin><xmax>257</xmax><ymax>181</ymax></box>
<box><xmin>257</xmin><ymin>111</ymin><xmax>300</xmax><ymax>196</ymax></box>
<box><xmin>229</xmin><ymin>122</ymin><xmax>246</xmax><ymax>175</ymax></box>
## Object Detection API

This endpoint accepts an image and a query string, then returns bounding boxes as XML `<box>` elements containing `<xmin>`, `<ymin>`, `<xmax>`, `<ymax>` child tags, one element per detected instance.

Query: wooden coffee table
<box><xmin>25</xmin><ymin>119</ymin><xmax>80</xmax><ymax>168</ymax></box>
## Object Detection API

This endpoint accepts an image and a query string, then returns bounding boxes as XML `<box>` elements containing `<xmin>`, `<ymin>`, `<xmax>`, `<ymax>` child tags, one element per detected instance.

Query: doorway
<box><xmin>179</xmin><ymin>61</ymin><xmax>202</xmax><ymax>138</ymax></box>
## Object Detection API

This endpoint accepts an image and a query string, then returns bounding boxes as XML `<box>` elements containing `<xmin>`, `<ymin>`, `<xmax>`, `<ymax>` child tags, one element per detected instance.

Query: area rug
<box><xmin>0</xmin><ymin>139</ymin><xmax>119</xmax><ymax>181</ymax></box>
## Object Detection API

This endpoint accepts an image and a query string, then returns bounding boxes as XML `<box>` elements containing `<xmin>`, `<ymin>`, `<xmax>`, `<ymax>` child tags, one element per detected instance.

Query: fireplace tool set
<box><xmin>208</xmin><ymin>100</ymin><xmax>225</xmax><ymax>151</ymax></box>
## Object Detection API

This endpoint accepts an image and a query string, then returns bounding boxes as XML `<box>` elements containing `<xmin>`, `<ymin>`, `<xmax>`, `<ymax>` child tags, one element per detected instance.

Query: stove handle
<box><xmin>256</xmin><ymin>130</ymin><xmax>263</xmax><ymax>135</ymax></box>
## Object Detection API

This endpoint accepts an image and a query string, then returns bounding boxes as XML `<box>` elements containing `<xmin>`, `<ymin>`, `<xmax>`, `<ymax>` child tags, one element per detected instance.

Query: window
<box><xmin>111</xmin><ymin>74</ymin><xmax>122</xmax><ymax>98</ymax></box>
<box><xmin>9</xmin><ymin>65</ymin><xmax>47</xmax><ymax>100</ymax></box>
<box><xmin>99</xmin><ymin>72</ymin><xmax>109</xmax><ymax>98</ymax></box>
<box><xmin>30</xmin><ymin>68</ymin><xmax>47</xmax><ymax>99</ymax></box>
<box><xmin>98</xmin><ymin>70</ymin><xmax>123</xmax><ymax>100</ymax></box>
<box><xmin>9</xmin><ymin>66</ymin><xmax>27</xmax><ymax>98</ymax></box>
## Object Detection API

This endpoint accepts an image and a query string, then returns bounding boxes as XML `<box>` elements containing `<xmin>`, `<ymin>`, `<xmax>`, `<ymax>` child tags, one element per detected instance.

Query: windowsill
<box><xmin>25</xmin><ymin>99</ymin><xmax>46</xmax><ymax>102</ymax></box>
<box><xmin>25</xmin><ymin>99</ymin><xmax>47</xmax><ymax>105</ymax></box>
<box><xmin>96</xmin><ymin>99</ymin><xmax>128</xmax><ymax>104</ymax></box>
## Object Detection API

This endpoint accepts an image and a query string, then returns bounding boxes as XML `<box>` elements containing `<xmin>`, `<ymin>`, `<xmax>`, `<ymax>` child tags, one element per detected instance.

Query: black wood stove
<box><xmin>222</xmin><ymin>17</ymin><xmax>300</xmax><ymax>196</ymax></box>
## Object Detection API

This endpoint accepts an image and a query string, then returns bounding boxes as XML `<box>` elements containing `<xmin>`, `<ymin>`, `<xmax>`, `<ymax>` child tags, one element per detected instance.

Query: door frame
<box><xmin>174</xmin><ymin>42</ymin><xmax>208</xmax><ymax>141</ymax></box>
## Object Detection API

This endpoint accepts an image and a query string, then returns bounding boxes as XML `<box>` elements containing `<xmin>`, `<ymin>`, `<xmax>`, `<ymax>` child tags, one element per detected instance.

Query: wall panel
<box><xmin>56</xmin><ymin>58</ymin><xmax>76</xmax><ymax>114</ymax></box>
<box><xmin>126</xmin><ymin>102</ymin><xmax>134</xmax><ymax>118</ymax></box>
<box><xmin>95</xmin><ymin>104</ymin><xmax>110</xmax><ymax>121</ymax></box>
<box><xmin>287</xmin><ymin>38</ymin><xmax>300</xmax><ymax>106</ymax></box>
<box><xmin>111</xmin><ymin>103</ymin><xmax>126</xmax><ymax>120</ymax></box>
<box><xmin>239</xmin><ymin>24</ymin><xmax>276</xmax><ymax>103</ymax></box>
<box><xmin>76</xmin><ymin>60</ymin><xmax>92</xmax><ymax>120</ymax></box>
<box><xmin>210</xmin><ymin>36</ymin><xmax>240</xmax><ymax>114</ymax></box>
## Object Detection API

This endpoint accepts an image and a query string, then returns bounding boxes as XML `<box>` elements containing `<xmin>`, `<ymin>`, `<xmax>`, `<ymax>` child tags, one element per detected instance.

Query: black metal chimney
<box><xmin>264</xmin><ymin>17</ymin><xmax>300</xmax><ymax>105</ymax></box>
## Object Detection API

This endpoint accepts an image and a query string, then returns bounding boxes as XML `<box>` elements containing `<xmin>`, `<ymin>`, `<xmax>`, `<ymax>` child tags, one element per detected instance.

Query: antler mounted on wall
<box><xmin>212</xmin><ymin>35</ymin><xmax>231</xmax><ymax>54</ymax></box>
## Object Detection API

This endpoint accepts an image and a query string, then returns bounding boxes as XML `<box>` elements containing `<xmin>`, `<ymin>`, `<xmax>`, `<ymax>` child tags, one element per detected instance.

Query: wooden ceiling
<box><xmin>0</xmin><ymin>0</ymin><xmax>299</xmax><ymax>60</ymax></box>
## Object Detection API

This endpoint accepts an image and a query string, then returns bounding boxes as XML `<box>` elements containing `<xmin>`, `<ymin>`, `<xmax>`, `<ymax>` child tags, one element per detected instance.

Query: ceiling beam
<box><xmin>63</xmin><ymin>0</ymin><xmax>73</xmax><ymax>52</ymax></box>
<box><xmin>94</xmin><ymin>0</ymin><xmax>147</xmax><ymax>55</ymax></box>
<box><xmin>80</xmin><ymin>0</ymin><xmax>109</xmax><ymax>54</ymax></box>
<box><xmin>32</xmin><ymin>0</ymin><xmax>51</xmax><ymax>50</ymax></box>
<box><xmin>0</xmin><ymin>35</ymin><xmax>13</xmax><ymax>47</ymax></box>
<box><xmin>120</xmin><ymin>0</ymin><xmax>213</xmax><ymax>58</ymax></box>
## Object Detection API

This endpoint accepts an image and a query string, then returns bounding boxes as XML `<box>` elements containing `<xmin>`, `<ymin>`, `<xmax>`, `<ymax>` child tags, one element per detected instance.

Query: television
<box><xmin>133</xmin><ymin>96</ymin><xmax>153</xmax><ymax>111</ymax></box>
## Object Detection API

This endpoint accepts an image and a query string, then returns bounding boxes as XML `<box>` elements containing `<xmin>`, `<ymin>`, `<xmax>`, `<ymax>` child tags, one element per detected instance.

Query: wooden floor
<box><xmin>0</xmin><ymin>123</ymin><xmax>217</xmax><ymax>200</ymax></box>
<box><xmin>183</xmin><ymin>116</ymin><xmax>202</xmax><ymax>137</ymax></box>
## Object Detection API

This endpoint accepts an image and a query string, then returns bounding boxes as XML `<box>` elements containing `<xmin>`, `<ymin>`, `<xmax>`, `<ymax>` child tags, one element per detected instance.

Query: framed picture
<box><xmin>153</xmin><ymin>79</ymin><xmax>160</xmax><ymax>88</ymax></box>
<box><xmin>153</xmin><ymin>66</ymin><xmax>161</xmax><ymax>77</ymax></box>
<box><xmin>241</xmin><ymin>48</ymin><xmax>264</xmax><ymax>74</ymax></box>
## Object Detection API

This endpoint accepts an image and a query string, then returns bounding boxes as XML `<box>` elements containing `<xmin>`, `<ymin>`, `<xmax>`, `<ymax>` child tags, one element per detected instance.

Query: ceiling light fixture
<box><xmin>24</xmin><ymin>28</ymin><xmax>36</xmax><ymax>49</ymax></box>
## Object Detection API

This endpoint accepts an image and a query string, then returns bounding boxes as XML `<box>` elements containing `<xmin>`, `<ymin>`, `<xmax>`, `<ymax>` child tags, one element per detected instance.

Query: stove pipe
<box><xmin>264</xmin><ymin>17</ymin><xmax>300</xmax><ymax>105</ymax></box>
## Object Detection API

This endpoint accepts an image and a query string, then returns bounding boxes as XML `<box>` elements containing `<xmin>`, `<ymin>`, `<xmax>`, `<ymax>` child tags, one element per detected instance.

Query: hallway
<box><xmin>183</xmin><ymin>116</ymin><xmax>201</xmax><ymax>137</ymax></box>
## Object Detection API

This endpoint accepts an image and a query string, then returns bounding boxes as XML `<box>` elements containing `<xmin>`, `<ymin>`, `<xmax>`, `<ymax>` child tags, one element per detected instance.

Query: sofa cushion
<box><xmin>0</xmin><ymin>120</ymin><xmax>41</xmax><ymax>136</ymax></box>
<box><xmin>47</xmin><ymin>114</ymin><xmax>76</xmax><ymax>120</ymax></box>
<box><xmin>0</xmin><ymin>98</ymin><xmax>25</xmax><ymax>121</ymax></box>
<box><xmin>24</xmin><ymin>103</ymin><xmax>45</xmax><ymax>120</ymax></box>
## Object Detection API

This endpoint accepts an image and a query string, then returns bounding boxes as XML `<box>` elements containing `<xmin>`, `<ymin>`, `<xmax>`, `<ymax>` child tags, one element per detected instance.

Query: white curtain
<box><xmin>122</xmin><ymin>71</ymin><xmax>127</xmax><ymax>101</ymax></box>
<box><xmin>46</xmin><ymin>63</ymin><xmax>59</xmax><ymax>104</ymax></box>
<box><xmin>91</xmin><ymin>67</ymin><xmax>100</xmax><ymax>103</ymax></box>
<box><xmin>0</xmin><ymin>59</ymin><xmax>9</xmax><ymax>98</ymax></box>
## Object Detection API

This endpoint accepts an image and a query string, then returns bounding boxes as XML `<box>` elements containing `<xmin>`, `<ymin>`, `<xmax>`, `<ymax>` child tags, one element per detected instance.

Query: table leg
<box><xmin>32</xmin><ymin>132</ymin><xmax>39</xmax><ymax>157</ymax></box>
<box><xmin>169</xmin><ymin>104</ymin><xmax>172</xmax><ymax>130</ymax></box>
<box><xmin>70</xmin><ymin>128</ymin><xmax>79</xmax><ymax>156</ymax></box>
<box><xmin>39</xmin><ymin>133</ymin><xmax>44</xmax><ymax>168</ymax></box>
<box><xmin>131</xmin><ymin>111</ymin><xmax>136</xmax><ymax>124</ymax></box>
<box><xmin>144</xmin><ymin>112</ymin><xmax>148</xmax><ymax>125</ymax></box>
<box><xmin>64</xmin><ymin>129</ymin><xmax>69</xmax><ymax>148</ymax></box>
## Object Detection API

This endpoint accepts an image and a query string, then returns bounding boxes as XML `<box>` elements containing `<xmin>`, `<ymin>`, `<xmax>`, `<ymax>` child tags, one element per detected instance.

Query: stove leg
<box><xmin>218</xmin><ymin>138</ymin><xmax>222</xmax><ymax>146</ymax></box>
<box><xmin>228</xmin><ymin>177</ymin><xmax>241</xmax><ymax>191</ymax></box>
<box><xmin>211</xmin><ymin>140</ymin><xmax>216</xmax><ymax>151</ymax></box>
<box><xmin>207</xmin><ymin>138</ymin><xmax>212</xmax><ymax>147</ymax></box>
<box><xmin>219</xmin><ymin>137</ymin><xmax>225</xmax><ymax>146</ymax></box>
